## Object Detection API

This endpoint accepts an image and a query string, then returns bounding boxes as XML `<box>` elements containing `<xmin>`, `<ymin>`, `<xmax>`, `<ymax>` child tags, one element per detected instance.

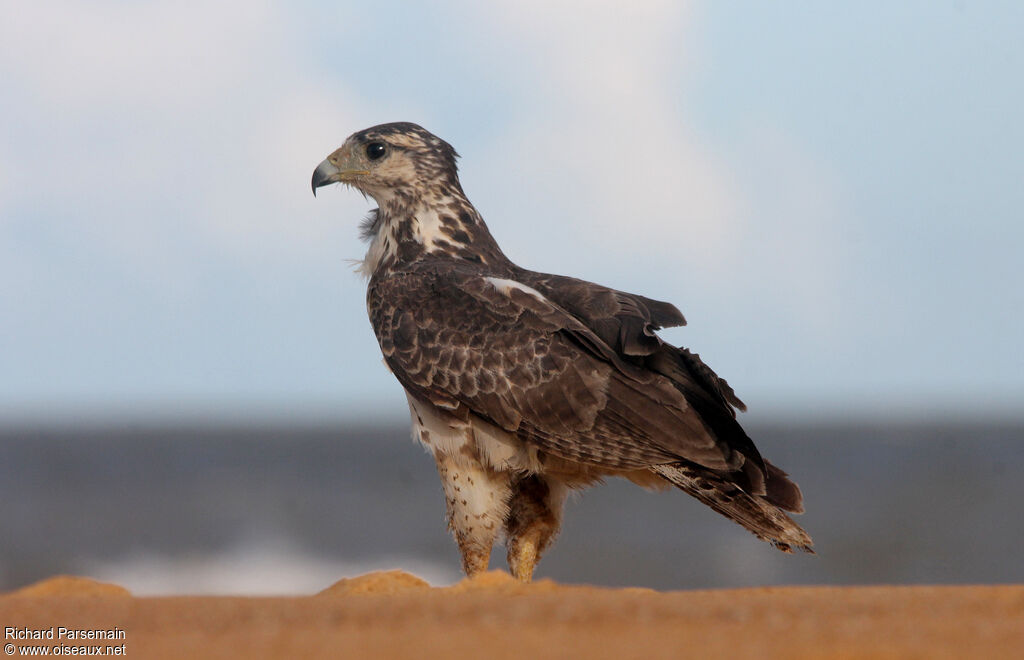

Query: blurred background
<box><xmin>1</xmin><ymin>1</ymin><xmax>1022</xmax><ymax>593</ymax></box>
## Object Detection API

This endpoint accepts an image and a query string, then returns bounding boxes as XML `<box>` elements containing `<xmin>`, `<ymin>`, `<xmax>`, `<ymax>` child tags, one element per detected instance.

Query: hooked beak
<box><xmin>311</xmin><ymin>153</ymin><xmax>370</xmax><ymax>196</ymax></box>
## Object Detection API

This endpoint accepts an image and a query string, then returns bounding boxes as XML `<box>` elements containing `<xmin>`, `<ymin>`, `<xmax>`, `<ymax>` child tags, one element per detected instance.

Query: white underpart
<box><xmin>483</xmin><ymin>277</ymin><xmax>549</xmax><ymax>304</ymax></box>
<box><xmin>358</xmin><ymin>223</ymin><xmax>394</xmax><ymax>279</ymax></box>
<box><xmin>406</xmin><ymin>393</ymin><xmax>531</xmax><ymax>551</ymax></box>
<box><xmin>405</xmin><ymin>393</ymin><xmax>540</xmax><ymax>473</ymax></box>
<box><xmin>471</xmin><ymin>414</ymin><xmax>543</xmax><ymax>473</ymax></box>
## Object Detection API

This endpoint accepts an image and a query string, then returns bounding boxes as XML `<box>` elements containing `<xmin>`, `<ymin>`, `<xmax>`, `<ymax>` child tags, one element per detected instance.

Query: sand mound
<box><xmin>7</xmin><ymin>575</ymin><xmax>131</xmax><ymax>598</ymax></box>
<box><xmin>318</xmin><ymin>569</ymin><xmax>430</xmax><ymax>596</ymax></box>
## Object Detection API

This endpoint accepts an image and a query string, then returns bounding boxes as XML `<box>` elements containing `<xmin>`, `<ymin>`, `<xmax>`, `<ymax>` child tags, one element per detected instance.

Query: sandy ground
<box><xmin>2</xmin><ymin>572</ymin><xmax>1023</xmax><ymax>659</ymax></box>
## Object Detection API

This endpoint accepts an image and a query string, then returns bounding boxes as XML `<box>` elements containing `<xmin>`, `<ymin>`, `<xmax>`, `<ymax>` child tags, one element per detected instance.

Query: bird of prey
<box><xmin>312</xmin><ymin>122</ymin><xmax>812</xmax><ymax>581</ymax></box>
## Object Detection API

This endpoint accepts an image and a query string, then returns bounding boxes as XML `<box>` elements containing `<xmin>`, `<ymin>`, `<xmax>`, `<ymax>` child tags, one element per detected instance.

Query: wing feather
<box><xmin>519</xmin><ymin>272</ymin><xmax>686</xmax><ymax>356</ymax></box>
<box><xmin>368</xmin><ymin>262</ymin><xmax>750</xmax><ymax>472</ymax></box>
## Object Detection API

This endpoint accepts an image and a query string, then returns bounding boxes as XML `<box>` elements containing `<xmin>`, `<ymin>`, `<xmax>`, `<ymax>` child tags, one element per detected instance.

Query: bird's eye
<box><xmin>365</xmin><ymin>142</ymin><xmax>387</xmax><ymax>160</ymax></box>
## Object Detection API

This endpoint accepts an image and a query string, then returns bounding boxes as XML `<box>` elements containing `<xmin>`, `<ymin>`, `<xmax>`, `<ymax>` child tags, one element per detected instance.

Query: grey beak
<box><xmin>311</xmin><ymin>159</ymin><xmax>341</xmax><ymax>197</ymax></box>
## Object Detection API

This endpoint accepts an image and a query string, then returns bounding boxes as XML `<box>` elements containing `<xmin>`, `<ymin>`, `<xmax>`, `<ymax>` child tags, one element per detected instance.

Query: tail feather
<box><xmin>764</xmin><ymin>460</ymin><xmax>805</xmax><ymax>514</ymax></box>
<box><xmin>652</xmin><ymin>462</ymin><xmax>814</xmax><ymax>554</ymax></box>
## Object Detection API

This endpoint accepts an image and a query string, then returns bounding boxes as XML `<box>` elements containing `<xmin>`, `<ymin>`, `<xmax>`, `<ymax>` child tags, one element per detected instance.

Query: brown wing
<box><xmin>367</xmin><ymin>262</ymin><xmax>755</xmax><ymax>473</ymax></box>
<box><xmin>516</xmin><ymin>271</ymin><xmax>687</xmax><ymax>356</ymax></box>
<box><xmin>520</xmin><ymin>271</ymin><xmax>746</xmax><ymax>413</ymax></box>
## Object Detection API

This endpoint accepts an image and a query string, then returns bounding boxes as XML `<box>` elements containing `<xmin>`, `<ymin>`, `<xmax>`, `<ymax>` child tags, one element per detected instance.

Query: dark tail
<box><xmin>652</xmin><ymin>461</ymin><xmax>814</xmax><ymax>554</ymax></box>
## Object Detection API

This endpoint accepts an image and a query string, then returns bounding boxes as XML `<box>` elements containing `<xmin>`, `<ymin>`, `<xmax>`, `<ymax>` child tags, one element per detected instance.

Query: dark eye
<box><xmin>365</xmin><ymin>142</ymin><xmax>386</xmax><ymax>160</ymax></box>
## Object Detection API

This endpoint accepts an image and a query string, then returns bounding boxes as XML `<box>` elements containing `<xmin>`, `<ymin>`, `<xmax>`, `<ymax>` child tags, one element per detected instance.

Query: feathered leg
<box><xmin>504</xmin><ymin>475</ymin><xmax>567</xmax><ymax>582</ymax></box>
<box><xmin>433</xmin><ymin>451</ymin><xmax>512</xmax><ymax>577</ymax></box>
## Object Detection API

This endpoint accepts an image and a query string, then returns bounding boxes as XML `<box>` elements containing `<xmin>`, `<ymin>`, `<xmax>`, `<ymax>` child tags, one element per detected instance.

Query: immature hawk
<box><xmin>312</xmin><ymin>122</ymin><xmax>812</xmax><ymax>581</ymax></box>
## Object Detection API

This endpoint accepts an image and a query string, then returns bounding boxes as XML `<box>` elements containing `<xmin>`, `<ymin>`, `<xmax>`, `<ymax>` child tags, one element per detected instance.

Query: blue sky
<box><xmin>1</xmin><ymin>1</ymin><xmax>1021</xmax><ymax>422</ymax></box>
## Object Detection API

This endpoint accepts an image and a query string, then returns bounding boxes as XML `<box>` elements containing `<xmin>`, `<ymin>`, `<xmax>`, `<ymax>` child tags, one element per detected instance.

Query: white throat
<box><xmin>358</xmin><ymin>196</ymin><xmax>466</xmax><ymax>278</ymax></box>
<box><xmin>359</xmin><ymin>219</ymin><xmax>395</xmax><ymax>279</ymax></box>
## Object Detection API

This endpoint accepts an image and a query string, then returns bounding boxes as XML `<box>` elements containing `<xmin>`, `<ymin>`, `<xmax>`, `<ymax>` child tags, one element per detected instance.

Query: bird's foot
<box><xmin>460</xmin><ymin>545</ymin><xmax>492</xmax><ymax>578</ymax></box>
<box><xmin>506</xmin><ymin>533</ymin><xmax>540</xmax><ymax>582</ymax></box>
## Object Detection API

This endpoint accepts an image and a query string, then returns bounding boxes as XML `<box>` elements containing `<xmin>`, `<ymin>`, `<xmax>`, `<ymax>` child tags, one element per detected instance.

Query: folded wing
<box><xmin>369</xmin><ymin>263</ymin><xmax>760</xmax><ymax>475</ymax></box>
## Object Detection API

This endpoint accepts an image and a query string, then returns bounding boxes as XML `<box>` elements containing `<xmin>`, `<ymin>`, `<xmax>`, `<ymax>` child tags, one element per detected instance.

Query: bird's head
<box><xmin>311</xmin><ymin>122</ymin><xmax>461</xmax><ymax>206</ymax></box>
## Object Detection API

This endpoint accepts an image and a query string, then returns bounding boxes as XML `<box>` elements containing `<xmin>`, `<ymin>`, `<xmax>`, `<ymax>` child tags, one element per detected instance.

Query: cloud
<box><xmin>0</xmin><ymin>1</ymin><xmax>370</xmax><ymax>289</ymax></box>
<box><xmin>458</xmin><ymin>1</ymin><xmax>745</xmax><ymax>276</ymax></box>
<box><xmin>1</xmin><ymin>1</ymin><xmax>278</xmax><ymax>109</ymax></box>
<box><xmin>0</xmin><ymin>0</ymin><xmax>844</xmax><ymax>296</ymax></box>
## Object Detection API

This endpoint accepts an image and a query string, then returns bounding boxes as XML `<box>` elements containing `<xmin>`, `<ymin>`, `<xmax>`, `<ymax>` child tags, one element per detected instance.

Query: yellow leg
<box><xmin>504</xmin><ymin>476</ymin><xmax>566</xmax><ymax>582</ymax></box>
<box><xmin>507</xmin><ymin>530</ymin><xmax>541</xmax><ymax>582</ymax></box>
